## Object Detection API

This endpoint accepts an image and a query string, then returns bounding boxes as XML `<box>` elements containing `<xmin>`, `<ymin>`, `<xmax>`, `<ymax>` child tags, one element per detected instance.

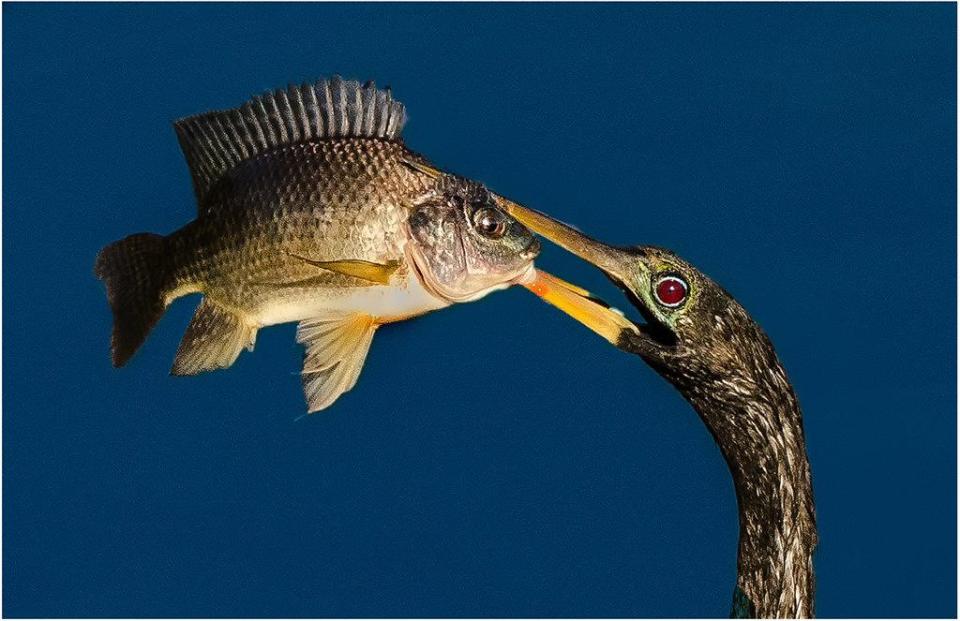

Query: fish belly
<box><xmin>253</xmin><ymin>271</ymin><xmax>450</xmax><ymax>327</ymax></box>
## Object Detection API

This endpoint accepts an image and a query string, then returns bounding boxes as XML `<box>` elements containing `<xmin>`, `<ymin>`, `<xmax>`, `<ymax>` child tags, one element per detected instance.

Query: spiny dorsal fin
<box><xmin>174</xmin><ymin>76</ymin><xmax>407</xmax><ymax>203</ymax></box>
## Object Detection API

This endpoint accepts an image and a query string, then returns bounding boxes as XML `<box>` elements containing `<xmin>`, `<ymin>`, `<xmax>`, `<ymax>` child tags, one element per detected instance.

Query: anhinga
<box><xmin>497</xmin><ymin>200</ymin><xmax>817</xmax><ymax>618</ymax></box>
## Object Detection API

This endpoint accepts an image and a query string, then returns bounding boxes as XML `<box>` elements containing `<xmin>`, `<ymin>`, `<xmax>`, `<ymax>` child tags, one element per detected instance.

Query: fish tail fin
<box><xmin>94</xmin><ymin>232</ymin><xmax>172</xmax><ymax>367</ymax></box>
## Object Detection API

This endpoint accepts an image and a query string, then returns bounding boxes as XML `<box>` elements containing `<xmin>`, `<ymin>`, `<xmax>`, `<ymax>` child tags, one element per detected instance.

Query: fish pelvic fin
<box><xmin>94</xmin><ymin>232</ymin><xmax>171</xmax><ymax>367</ymax></box>
<box><xmin>297</xmin><ymin>313</ymin><xmax>378</xmax><ymax>413</ymax></box>
<box><xmin>170</xmin><ymin>298</ymin><xmax>258</xmax><ymax>376</ymax></box>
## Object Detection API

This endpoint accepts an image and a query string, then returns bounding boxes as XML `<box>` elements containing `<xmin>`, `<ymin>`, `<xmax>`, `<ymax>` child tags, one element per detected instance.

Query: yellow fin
<box><xmin>289</xmin><ymin>254</ymin><xmax>400</xmax><ymax>285</ymax></box>
<box><xmin>297</xmin><ymin>313</ymin><xmax>378</xmax><ymax>413</ymax></box>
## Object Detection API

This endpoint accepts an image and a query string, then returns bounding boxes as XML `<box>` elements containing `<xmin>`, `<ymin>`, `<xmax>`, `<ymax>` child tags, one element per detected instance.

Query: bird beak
<box><xmin>524</xmin><ymin>269</ymin><xmax>637</xmax><ymax>345</ymax></box>
<box><xmin>496</xmin><ymin>198</ymin><xmax>638</xmax><ymax>344</ymax></box>
<box><xmin>497</xmin><ymin>198</ymin><xmax>625</xmax><ymax>275</ymax></box>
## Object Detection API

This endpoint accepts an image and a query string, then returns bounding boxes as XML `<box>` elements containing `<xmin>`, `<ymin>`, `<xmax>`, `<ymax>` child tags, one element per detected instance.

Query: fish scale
<box><xmin>170</xmin><ymin>140</ymin><xmax>428</xmax><ymax>315</ymax></box>
<box><xmin>94</xmin><ymin>76</ymin><xmax>539</xmax><ymax>412</ymax></box>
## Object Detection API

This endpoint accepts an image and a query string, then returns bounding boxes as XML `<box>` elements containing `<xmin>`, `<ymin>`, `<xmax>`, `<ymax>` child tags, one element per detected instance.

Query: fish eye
<box><xmin>653</xmin><ymin>274</ymin><xmax>688</xmax><ymax>308</ymax></box>
<box><xmin>473</xmin><ymin>207</ymin><xmax>508</xmax><ymax>239</ymax></box>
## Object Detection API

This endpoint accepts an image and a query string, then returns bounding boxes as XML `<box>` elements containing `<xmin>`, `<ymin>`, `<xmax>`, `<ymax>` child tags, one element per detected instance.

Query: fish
<box><xmin>94</xmin><ymin>76</ymin><xmax>540</xmax><ymax>413</ymax></box>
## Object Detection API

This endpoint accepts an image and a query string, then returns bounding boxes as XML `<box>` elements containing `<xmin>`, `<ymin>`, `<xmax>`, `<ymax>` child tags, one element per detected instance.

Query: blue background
<box><xmin>4</xmin><ymin>3</ymin><xmax>956</xmax><ymax>617</ymax></box>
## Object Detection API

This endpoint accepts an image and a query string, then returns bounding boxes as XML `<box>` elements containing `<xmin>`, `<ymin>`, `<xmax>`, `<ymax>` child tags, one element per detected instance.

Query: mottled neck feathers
<box><xmin>174</xmin><ymin>76</ymin><xmax>407</xmax><ymax>203</ymax></box>
<box><xmin>684</xmin><ymin>361</ymin><xmax>816</xmax><ymax>618</ymax></box>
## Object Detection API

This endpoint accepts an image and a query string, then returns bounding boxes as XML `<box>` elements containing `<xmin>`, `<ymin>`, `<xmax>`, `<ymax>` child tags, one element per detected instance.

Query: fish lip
<box><xmin>520</xmin><ymin>237</ymin><xmax>541</xmax><ymax>261</ymax></box>
<box><xmin>512</xmin><ymin>262</ymin><xmax>538</xmax><ymax>286</ymax></box>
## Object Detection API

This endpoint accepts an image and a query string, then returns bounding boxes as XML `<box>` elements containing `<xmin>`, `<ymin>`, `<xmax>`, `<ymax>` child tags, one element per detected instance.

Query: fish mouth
<box><xmin>498</xmin><ymin>199</ymin><xmax>677</xmax><ymax>351</ymax></box>
<box><xmin>519</xmin><ymin>236</ymin><xmax>541</xmax><ymax>262</ymax></box>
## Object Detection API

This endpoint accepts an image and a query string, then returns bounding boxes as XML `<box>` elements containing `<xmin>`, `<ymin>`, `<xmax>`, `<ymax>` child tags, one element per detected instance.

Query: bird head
<box><xmin>496</xmin><ymin>198</ymin><xmax>778</xmax><ymax>391</ymax></box>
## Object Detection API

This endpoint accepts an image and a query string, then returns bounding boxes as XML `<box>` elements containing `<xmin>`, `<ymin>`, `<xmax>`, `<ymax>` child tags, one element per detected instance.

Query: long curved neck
<box><xmin>671</xmin><ymin>360</ymin><xmax>817</xmax><ymax>617</ymax></box>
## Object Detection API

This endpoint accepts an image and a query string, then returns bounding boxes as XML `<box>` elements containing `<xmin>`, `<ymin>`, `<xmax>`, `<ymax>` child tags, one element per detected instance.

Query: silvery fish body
<box><xmin>95</xmin><ymin>77</ymin><xmax>539</xmax><ymax>412</ymax></box>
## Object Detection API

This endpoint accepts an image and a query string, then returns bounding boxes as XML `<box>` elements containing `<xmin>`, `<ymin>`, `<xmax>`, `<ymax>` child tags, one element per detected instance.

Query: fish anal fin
<box><xmin>289</xmin><ymin>254</ymin><xmax>400</xmax><ymax>285</ymax></box>
<box><xmin>297</xmin><ymin>313</ymin><xmax>378</xmax><ymax>413</ymax></box>
<box><xmin>171</xmin><ymin>298</ymin><xmax>257</xmax><ymax>376</ymax></box>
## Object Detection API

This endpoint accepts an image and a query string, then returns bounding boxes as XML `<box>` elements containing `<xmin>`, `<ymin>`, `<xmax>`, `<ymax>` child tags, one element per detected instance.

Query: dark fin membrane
<box><xmin>170</xmin><ymin>298</ymin><xmax>257</xmax><ymax>376</ymax></box>
<box><xmin>297</xmin><ymin>313</ymin><xmax>377</xmax><ymax>413</ymax></box>
<box><xmin>174</xmin><ymin>75</ymin><xmax>407</xmax><ymax>204</ymax></box>
<box><xmin>94</xmin><ymin>233</ymin><xmax>170</xmax><ymax>367</ymax></box>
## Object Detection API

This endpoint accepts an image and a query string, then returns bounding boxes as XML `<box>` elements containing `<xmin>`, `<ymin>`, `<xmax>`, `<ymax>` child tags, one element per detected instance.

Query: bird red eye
<box><xmin>654</xmin><ymin>276</ymin><xmax>688</xmax><ymax>308</ymax></box>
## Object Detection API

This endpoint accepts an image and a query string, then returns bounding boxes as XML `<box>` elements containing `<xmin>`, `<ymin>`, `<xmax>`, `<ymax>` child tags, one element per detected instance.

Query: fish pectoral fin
<box><xmin>297</xmin><ymin>313</ymin><xmax>378</xmax><ymax>413</ymax></box>
<box><xmin>171</xmin><ymin>298</ymin><xmax>257</xmax><ymax>376</ymax></box>
<box><xmin>288</xmin><ymin>254</ymin><xmax>400</xmax><ymax>285</ymax></box>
